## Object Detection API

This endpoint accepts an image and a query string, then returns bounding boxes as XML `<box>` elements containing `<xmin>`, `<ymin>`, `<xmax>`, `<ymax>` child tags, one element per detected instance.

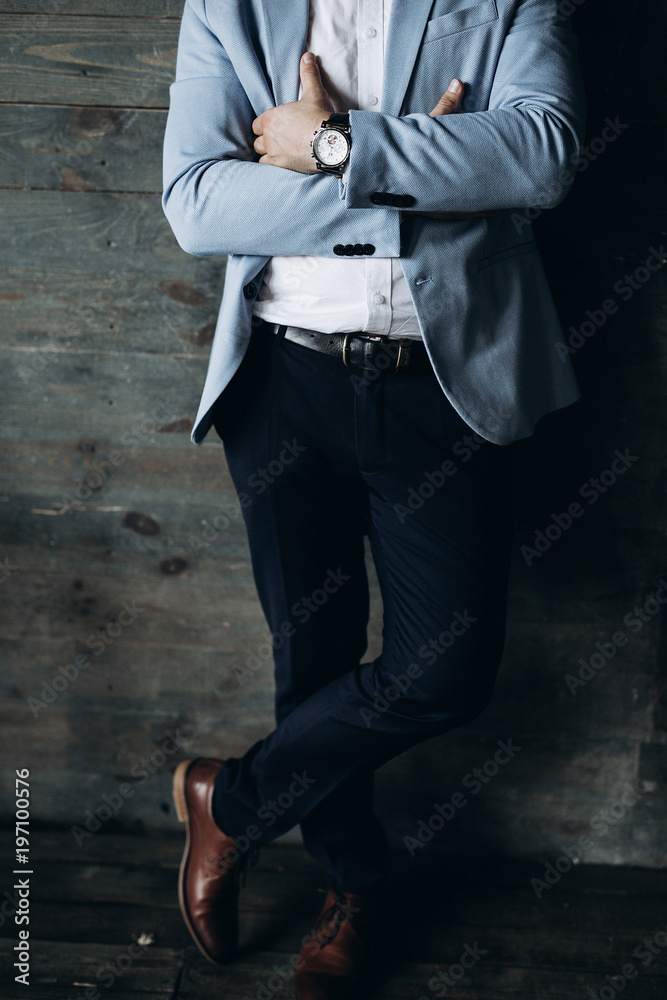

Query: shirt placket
<box><xmin>358</xmin><ymin>0</ymin><xmax>392</xmax><ymax>336</ymax></box>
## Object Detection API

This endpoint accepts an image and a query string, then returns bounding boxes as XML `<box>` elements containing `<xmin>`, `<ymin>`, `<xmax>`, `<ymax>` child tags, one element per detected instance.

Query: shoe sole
<box><xmin>173</xmin><ymin>758</ymin><xmax>236</xmax><ymax>965</ymax></box>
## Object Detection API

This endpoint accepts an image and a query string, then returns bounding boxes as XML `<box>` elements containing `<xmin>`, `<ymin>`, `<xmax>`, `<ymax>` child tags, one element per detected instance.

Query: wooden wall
<box><xmin>0</xmin><ymin>0</ymin><xmax>665</xmax><ymax>869</ymax></box>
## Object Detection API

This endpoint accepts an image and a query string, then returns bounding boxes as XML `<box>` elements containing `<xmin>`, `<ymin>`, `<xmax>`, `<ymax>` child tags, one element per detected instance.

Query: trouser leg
<box><xmin>210</xmin><ymin>324</ymin><xmax>390</xmax><ymax>891</ymax></box>
<box><xmin>209</xmin><ymin>322</ymin><xmax>515</xmax><ymax>866</ymax></box>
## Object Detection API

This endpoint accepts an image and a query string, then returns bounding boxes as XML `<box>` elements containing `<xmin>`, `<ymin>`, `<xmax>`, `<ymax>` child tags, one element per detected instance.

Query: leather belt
<box><xmin>260</xmin><ymin>321</ymin><xmax>432</xmax><ymax>375</ymax></box>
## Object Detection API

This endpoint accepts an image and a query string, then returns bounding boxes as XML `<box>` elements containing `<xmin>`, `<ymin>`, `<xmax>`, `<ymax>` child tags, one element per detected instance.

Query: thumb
<box><xmin>300</xmin><ymin>51</ymin><xmax>327</xmax><ymax>100</ymax></box>
<box><xmin>429</xmin><ymin>78</ymin><xmax>463</xmax><ymax>117</ymax></box>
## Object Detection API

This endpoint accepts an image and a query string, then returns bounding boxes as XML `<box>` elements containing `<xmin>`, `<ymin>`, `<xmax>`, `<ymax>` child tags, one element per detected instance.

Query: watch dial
<box><xmin>314</xmin><ymin>128</ymin><xmax>349</xmax><ymax>166</ymax></box>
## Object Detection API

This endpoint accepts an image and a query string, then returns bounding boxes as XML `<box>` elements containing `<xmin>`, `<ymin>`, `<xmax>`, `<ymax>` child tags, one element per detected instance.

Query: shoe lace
<box><xmin>310</xmin><ymin>888</ymin><xmax>361</xmax><ymax>948</ymax></box>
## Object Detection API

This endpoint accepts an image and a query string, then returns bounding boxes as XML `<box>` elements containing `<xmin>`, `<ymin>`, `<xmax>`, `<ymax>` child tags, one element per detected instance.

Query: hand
<box><xmin>413</xmin><ymin>78</ymin><xmax>504</xmax><ymax>221</ymax></box>
<box><xmin>252</xmin><ymin>52</ymin><xmax>334</xmax><ymax>173</ymax></box>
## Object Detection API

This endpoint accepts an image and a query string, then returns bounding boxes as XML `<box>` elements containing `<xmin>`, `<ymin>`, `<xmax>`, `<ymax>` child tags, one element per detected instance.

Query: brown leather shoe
<box><xmin>294</xmin><ymin>889</ymin><xmax>377</xmax><ymax>1000</ymax></box>
<box><xmin>172</xmin><ymin>757</ymin><xmax>245</xmax><ymax>965</ymax></box>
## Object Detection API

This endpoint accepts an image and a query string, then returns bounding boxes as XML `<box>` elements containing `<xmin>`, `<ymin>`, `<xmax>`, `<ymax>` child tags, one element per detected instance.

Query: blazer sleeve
<box><xmin>161</xmin><ymin>0</ymin><xmax>400</xmax><ymax>258</ymax></box>
<box><xmin>344</xmin><ymin>0</ymin><xmax>587</xmax><ymax>214</ymax></box>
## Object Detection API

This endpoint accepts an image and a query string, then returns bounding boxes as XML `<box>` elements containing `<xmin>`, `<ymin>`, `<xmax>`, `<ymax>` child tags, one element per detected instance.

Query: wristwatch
<box><xmin>310</xmin><ymin>112</ymin><xmax>351</xmax><ymax>178</ymax></box>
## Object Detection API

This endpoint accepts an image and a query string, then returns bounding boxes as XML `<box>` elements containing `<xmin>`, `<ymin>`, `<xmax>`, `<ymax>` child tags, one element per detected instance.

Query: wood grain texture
<box><xmin>0</xmin><ymin>104</ymin><xmax>166</xmax><ymax>191</ymax></box>
<box><xmin>1</xmin><ymin>832</ymin><xmax>666</xmax><ymax>999</ymax></box>
<box><xmin>0</xmin><ymin>3</ymin><xmax>665</xmax><ymax>870</ymax></box>
<box><xmin>0</xmin><ymin>2</ymin><xmax>184</xmax><ymax>15</ymax></box>
<box><xmin>0</xmin><ymin>15</ymin><xmax>178</xmax><ymax>106</ymax></box>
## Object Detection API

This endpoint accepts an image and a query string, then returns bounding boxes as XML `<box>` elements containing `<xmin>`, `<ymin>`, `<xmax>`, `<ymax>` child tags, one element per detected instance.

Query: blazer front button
<box><xmin>243</xmin><ymin>282</ymin><xmax>257</xmax><ymax>299</ymax></box>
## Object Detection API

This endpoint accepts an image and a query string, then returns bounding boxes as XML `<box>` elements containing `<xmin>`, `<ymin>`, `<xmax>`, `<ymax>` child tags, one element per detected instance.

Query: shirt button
<box><xmin>373</xmin><ymin>293</ymin><xmax>385</xmax><ymax>305</ymax></box>
<box><xmin>366</xmin><ymin>26</ymin><xmax>377</xmax><ymax>38</ymax></box>
<box><xmin>368</xmin><ymin>94</ymin><xmax>379</xmax><ymax>107</ymax></box>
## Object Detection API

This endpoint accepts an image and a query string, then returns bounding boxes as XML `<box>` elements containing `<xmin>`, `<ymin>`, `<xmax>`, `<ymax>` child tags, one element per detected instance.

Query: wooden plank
<box><xmin>0</xmin><ymin>938</ymin><xmax>182</xmax><ymax>993</ymax></box>
<box><xmin>1</xmin><ymin>990</ymin><xmax>173</xmax><ymax>1000</ymax></box>
<box><xmin>0</xmin><ymin>270</ymin><xmax>221</xmax><ymax>357</ymax></box>
<box><xmin>0</xmin><ymin>579</ymin><xmax>657</xmax><ymax>729</ymax></box>
<box><xmin>18</xmin><ymin>831</ymin><xmax>667</xmax><ymax>894</ymax></box>
<box><xmin>0</xmin><ymin>191</ymin><xmax>202</xmax><ymax>274</ymax></box>
<box><xmin>5</xmin><ymin>890</ymin><xmax>667</xmax><ymax>974</ymax></box>
<box><xmin>0</xmin><ymin>440</ymin><xmax>234</xmax><ymax>497</ymax></box>
<box><xmin>0</xmin><ymin>15</ymin><xmax>178</xmax><ymax>107</ymax></box>
<box><xmin>3</xmin><ymin>423</ymin><xmax>665</xmax><ymax>530</ymax></box>
<box><xmin>6</xmin><ymin>848</ymin><xmax>667</xmax><ymax>914</ymax></box>
<box><xmin>0</xmin><ymin>695</ymin><xmax>646</xmax><ymax>782</ymax></box>
<box><xmin>178</xmin><ymin>952</ymin><xmax>667</xmax><ymax>1000</ymax></box>
<box><xmin>2</xmin><ymin>832</ymin><xmax>666</xmax><ymax>984</ymax></box>
<box><xmin>0</xmin><ymin>576</ymin><xmax>266</xmax><ymax>649</ymax></box>
<box><xmin>0</xmin><ymin>630</ymin><xmax>657</xmax><ymax>742</ymax></box>
<box><xmin>0</xmin><ymin>350</ymin><xmax>208</xmax><ymax>443</ymax></box>
<box><xmin>5</xmin><ymin>858</ymin><xmax>316</xmax><ymax>910</ymax></box>
<box><xmin>0</xmin><ymin>900</ymin><xmax>192</xmax><ymax>948</ymax></box>
<box><xmin>0</xmin><ymin>693</ymin><xmax>655</xmax><ymax>865</ymax></box>
<box><xmin>0</xmin><ymin>104</ymin><xmax>165</xmax><ymax>192</ymax></box>
<box><xmin>0</xmin><ymin>2</ymin><xmax>184</xmax><ymax>15</ymax></box>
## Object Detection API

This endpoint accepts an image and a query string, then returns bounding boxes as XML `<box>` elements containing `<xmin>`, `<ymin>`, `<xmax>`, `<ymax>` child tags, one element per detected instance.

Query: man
<box><xmin>162</xmin><ymin>1</ymin><xmax>585</xmax><ymax>996</ymax></box>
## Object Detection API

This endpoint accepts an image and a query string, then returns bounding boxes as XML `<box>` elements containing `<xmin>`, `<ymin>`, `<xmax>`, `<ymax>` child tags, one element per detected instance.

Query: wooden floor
<box><xmin>1</xmin><ymin>830</ymin><xmax>666</xmax><ymax>999</ymax></box>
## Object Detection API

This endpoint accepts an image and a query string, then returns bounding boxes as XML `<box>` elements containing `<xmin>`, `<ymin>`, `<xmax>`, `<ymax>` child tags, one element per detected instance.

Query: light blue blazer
<box><xmin>162</xmin><ymin>0</ymin><xmax>586</xmax><ymax>446</ymax></box>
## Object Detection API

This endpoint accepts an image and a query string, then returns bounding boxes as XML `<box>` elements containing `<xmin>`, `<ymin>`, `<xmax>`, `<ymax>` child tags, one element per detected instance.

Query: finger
<box><xmin>253</xmin><ymin>135</ymin><xmax>267</xmax><ymax>156</ymax></box>
<box><xmin>429</xmin><ymin>78</ymin><xmax>463</xmax><ymax>117</ymax></box>
<box><xmin>251</xmin><ymin>114</ymin><xmax>264</xmax><ymax>136</ymax></box>
<box><xmin>299</xmin><ymin>51</ymin><xmax>326</xmax><ymax>99</ymax></box>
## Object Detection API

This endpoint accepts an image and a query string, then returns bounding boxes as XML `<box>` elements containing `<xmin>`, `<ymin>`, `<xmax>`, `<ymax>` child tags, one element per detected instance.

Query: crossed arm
<box><xmin>162</xmin><ymin>0</ymin><xmax>585</xmax><ymax>257</ymax></box>
<box><xmin>252</xmin><ymin>54</ymin><xmax>499</xmax><ymax>221</ymax></box>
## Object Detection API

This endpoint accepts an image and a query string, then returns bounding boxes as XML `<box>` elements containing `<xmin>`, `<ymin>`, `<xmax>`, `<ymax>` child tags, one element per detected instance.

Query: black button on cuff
<box><xmin>332</xmin><ymin>243</ymin><xmax>376</xmax><ymax>256</ymax></box>
<box><xmin>370</xmin><ymin>192</ymin><xmax>416</xmax><ymax>208</ymax></box>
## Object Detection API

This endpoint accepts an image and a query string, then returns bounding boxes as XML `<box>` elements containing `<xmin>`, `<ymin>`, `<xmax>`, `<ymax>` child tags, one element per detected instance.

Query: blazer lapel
<box><xmin>258</xmin><ymin>0</ymin><xmax>311</xmax><ymax>107</ymax></box>
<box><xmin>382</xmin><ymin>0</ymin><xmax>436</xmax><ymax>116</ymax></box>
<box><xmin>252</xmin><ymin>0</ymin><xmax>436</xmax><ymax>114</ymax></box>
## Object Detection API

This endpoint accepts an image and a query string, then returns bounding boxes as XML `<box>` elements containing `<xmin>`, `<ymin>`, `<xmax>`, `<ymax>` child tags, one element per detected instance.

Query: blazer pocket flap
<box><xmin>424</xmin><ymin>0</ymin><xmax>498</xmax><ymax>42</ymax></box>
<box><xmin>477</xmin><ymin>241</ymin><xmax>537</xmax><ymax>271</ymax></box>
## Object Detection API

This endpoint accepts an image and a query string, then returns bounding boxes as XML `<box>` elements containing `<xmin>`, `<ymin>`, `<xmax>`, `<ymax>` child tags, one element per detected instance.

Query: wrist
<box><xmin>310</xmin><ymin>112</ymin><xmax>351</xmax><ymax>178</ymax></box>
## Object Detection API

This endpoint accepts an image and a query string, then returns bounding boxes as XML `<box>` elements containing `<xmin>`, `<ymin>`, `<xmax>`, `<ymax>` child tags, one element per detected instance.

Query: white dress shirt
<box><xmin>253</xmin><ymin>0</ymin><xmax>423</xmax><ymax>339</ymax></box>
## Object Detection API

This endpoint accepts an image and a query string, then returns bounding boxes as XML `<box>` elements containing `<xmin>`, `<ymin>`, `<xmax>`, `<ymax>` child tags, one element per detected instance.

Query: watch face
<box><xmin>313</xmin><ymin>128</ymin><xmax>349</xmax><ymax>167</ymax></box>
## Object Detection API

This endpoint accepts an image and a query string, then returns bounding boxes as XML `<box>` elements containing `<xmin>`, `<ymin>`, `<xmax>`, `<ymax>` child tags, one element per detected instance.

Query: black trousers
<box><xmin>210</xmin><ymin>319</ymin><xmax>516</xmax><ymax>893</ymax></box>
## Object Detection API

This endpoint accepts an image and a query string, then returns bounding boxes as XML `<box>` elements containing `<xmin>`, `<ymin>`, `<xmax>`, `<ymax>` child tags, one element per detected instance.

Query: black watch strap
<box><xmin>326</xmin><ymin>112</ymin><xmax>350</xmax><ymax>129</ymax></box>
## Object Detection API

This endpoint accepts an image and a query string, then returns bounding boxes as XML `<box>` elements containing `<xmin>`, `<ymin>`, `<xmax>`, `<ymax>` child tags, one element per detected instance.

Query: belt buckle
<box><xmin>342</xmin><ymin>332</ymin><xmax>376</xmax><ymax>372</ymax></box>
<box><xmin>342</xmin><ymin>333</ymin><xmax>409</xmax><ymax>373</ymax></box>
<box><xmin>393</xmin><ymin>341</ymin><xmax>407</xmax><ymax>373</ymax></box>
